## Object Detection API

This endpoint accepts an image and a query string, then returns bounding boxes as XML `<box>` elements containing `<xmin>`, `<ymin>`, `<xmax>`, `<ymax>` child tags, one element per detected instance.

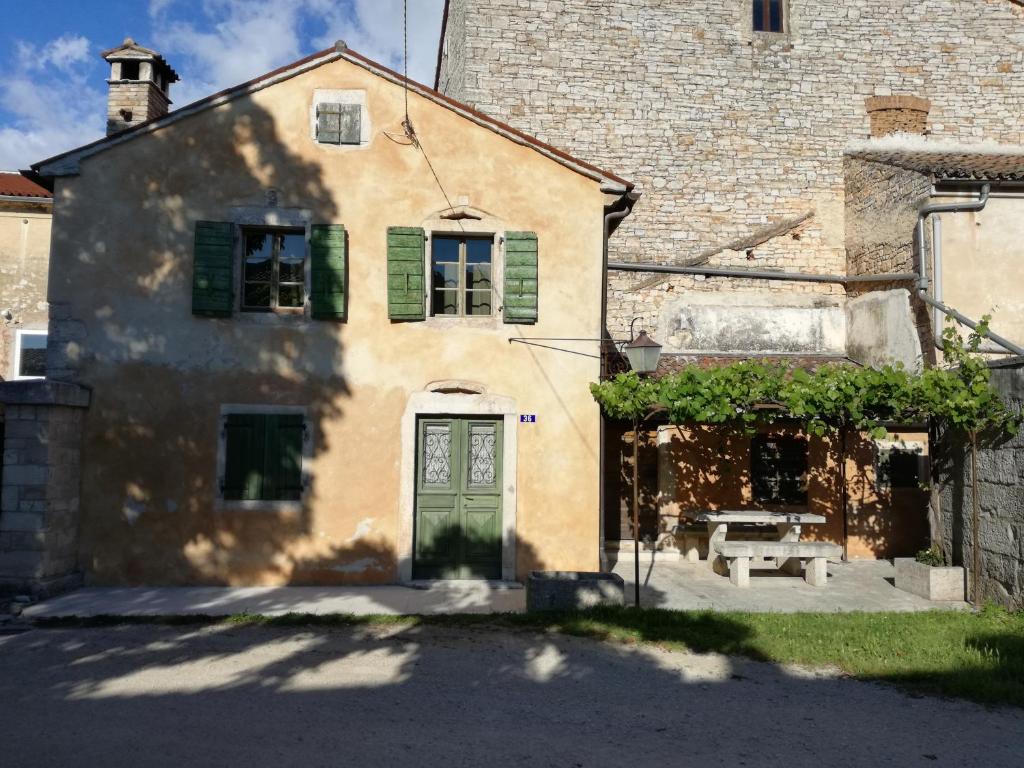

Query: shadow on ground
<box><xmin>1</xmin><ymin>609</ymin><xmax>1022</xmax><ymax>767</ymax></box>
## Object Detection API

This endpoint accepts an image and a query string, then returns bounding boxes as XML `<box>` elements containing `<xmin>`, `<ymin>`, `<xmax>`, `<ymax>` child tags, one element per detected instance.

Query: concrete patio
<box><xmin>610</xmin><ymin>555</ymin><xmax>970</xmax><ymax>613</ymax></box>
<box><xmin>22</xmin><ymin>581</ymin><xmax>526</xmax><ymax>619</ymax></box>
<box><xmin>17</xmin><ymin>558</ymin><xmax>968</xmax><ymax>619</ymax></box>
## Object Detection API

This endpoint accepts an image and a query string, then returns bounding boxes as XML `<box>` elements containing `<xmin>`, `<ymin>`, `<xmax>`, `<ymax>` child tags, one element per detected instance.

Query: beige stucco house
<box><xmin>0</xmin><ymin>172</ymin><xmax>52</xmax><ymax>382</ymax></box>
<box><xmin>10</xmin><ymin>41</ymin><xmax>635</xmax><ymax>589</ymax></box>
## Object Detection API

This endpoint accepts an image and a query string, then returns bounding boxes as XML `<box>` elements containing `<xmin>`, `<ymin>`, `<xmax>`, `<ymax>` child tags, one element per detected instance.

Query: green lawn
<box><xmin>36</xmin><ymin>605</ymin><xmax>1024</xmax><ymax>708</ymax></box>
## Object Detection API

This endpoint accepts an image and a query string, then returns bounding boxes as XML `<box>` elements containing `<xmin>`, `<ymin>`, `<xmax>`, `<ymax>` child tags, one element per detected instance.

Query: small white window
<box><xmin>14</xmin><ymin>330</ymin><xmax>47</xmax><ymax>380</ymax></box>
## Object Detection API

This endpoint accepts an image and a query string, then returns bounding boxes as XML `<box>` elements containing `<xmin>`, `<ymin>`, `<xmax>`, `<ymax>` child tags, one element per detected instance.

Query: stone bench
<box><xmin>713</xmin><ymin>541</ymin><xmax>842</xmax><ymax>588</ymax></box>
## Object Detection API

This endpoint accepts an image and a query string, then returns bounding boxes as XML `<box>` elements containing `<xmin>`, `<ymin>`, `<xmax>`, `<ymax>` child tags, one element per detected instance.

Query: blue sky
<box><xmin>0</xmin><ymin>0</ymin><xmax>445</xmax><ymax>169</ymax></box>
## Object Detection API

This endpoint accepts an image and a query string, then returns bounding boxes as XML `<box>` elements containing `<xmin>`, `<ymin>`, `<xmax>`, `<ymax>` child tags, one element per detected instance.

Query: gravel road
<box><xmin>1</xmin><ymin>623</ymin><xmax>1020</xmax><ymax>767</ymax></box>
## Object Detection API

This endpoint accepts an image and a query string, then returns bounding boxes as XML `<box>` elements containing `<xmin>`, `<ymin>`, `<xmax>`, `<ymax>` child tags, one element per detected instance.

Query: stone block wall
<box><xmin>935</xmin><ymin>364</ymin><xmax>1024</xmax><ymax>609</ymax></box>
<box><xmin>0</xmin><ymin>382</ymin><xmax>90</xmax><ymax>596</ymax></box>
<box><xmin>439</xmin><ymin>0</ymin><xmax>1024</xmax><ymax>340</ymax></box>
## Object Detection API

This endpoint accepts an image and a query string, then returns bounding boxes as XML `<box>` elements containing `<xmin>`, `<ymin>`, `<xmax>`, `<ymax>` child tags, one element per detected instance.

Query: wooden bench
<box><xmin>713</xmin><ymin>541</ymin><xmax>842</xmax><ymax>588</ymax></box>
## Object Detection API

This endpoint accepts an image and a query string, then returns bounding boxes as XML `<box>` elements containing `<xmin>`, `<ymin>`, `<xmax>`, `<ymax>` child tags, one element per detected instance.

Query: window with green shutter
<box><xmin>222</xmin><ymin>413</ymin><xmax>306</xmax><ymax>502</ymax></box>
<box><xmin>503</xmin><ymin>231</ymin><xmax>538</xmax><ymax>324</ymax></box>
<box><xmin>387</xmin><ymin>226</ymin><xmax>426</xmax><ymax>320</ymax></box>
<box><xmin>192</xmin><ymin>221</ymin><xmax>235</xmax><ymax>317</ymax></box>
<box><xmin>310</xmin><ymin>224</ymin><xmax>347</xmax><ymax>319</ymax></box>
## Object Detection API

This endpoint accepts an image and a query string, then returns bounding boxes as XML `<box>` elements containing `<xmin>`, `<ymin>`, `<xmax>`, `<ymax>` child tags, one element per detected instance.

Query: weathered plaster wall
<box><xmin>652</xmin><ymin>423</ymin><xmax>930</xmax><ymax>560</ymax></box>
<box><xmin>46</xmin><ymin>56</ymin><xmax>612</xmax><ymax>585</ymax></box>
<box><xmin>845</xmin><ymin>290</ymin><xmax>922</xmax><ymax>370</ymax></box>
<box><xmin>0</xmin><ymin>205</ymin><xmax>52</xmax><ymax>379</ymax></box>
<box><xmin>440</xmin><ymin>0</ymin><xmax>1024</xmax><ymax>342</ymax></box>
<box><xmin>939</xmin><ymin>194</ymin><xmax>1024</xmax><ymax>350</ymax></box>
<box><xmin>936</xmin><ymin>364</ymin><xmax>1024</xmax><ymax>610</ymax></box>
<box><xmin>657</xmin><ymin>291</ymin><xmax>845</xmax><ymax>354</ymax></box>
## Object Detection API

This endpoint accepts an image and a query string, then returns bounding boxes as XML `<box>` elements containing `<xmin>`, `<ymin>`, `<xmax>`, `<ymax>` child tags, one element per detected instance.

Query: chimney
<box><xmin>865</xmin><ymin>95</ymin><xmax>931</xmax><ymax>138</ymax></box>
<box><xmin>101</xmin><ymin>37</ymin><xmax>180</xmax><ymax>135</ymax></box>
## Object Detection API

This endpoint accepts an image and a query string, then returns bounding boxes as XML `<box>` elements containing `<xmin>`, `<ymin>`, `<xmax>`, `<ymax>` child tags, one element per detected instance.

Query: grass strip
<box><xmin>33</xmin><ymin>605</ymin><xmax>1024</xmax><ymax>707</ymax></box>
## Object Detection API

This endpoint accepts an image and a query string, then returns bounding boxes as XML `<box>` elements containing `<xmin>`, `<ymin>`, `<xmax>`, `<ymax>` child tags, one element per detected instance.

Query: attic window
<box><xmin>317</xmin><ymin>102</ymin><xmax>361</xmax><ymax>145</ymax></box>
<box><xmin>120</xmin><ymin>60</ymin><xmax>140</xmax><ymax>80</ymax></box>
<box><xmin>752</xmin><ymin>0</ymin><xmax>784</xmax><ymax>33</ymax></box>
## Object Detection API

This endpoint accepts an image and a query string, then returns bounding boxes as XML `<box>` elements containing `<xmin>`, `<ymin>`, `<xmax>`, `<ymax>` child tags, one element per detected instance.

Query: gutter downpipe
<box><xmin>600</xmin><ymin>191</ymin><xmax>639</xmax><ymax>571</ymax></box>
<box><xmin>915</xmin><ymin>183</ymin><xmax>1024</xmax><ymax>357</ymax></box>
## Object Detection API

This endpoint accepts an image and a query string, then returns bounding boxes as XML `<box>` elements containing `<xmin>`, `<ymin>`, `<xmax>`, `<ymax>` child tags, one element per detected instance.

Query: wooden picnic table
<box><xmin>677</xmin><ymin>510</ymin><xmax>826</xmax><ymax>569</ymax></box>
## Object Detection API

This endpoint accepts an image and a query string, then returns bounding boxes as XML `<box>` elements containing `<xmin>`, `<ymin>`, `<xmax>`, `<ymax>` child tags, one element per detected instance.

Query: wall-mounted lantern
<box><xmin>623</xmin><ymin>329</ymin><xmax>662</xmax><ymax>375</ymax></box>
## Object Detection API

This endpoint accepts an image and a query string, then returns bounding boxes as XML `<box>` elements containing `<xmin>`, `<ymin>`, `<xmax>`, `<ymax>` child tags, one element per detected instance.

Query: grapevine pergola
<box><xmin>591</xmin><ymin>322</ymin><xmax>1019</xmax><ymax>606</ymax></box>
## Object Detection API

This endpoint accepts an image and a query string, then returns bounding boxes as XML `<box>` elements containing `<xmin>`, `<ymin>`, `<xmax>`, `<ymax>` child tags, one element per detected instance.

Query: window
<box><xmin>876</xmin><ymin>441</ymin><xmax>928</xmax><ymax>490</ymax></box>
<box><xmin>14</xmin><ymin>330</ymin><xmax>46</xmax><ymax>380</ymax></box>
<box><xmin>751</xmin><ymin>434</ymin><xmax>808</xmax><ymax>505</ymax></box>
<box><xmin>241</xmin><ymin>229</ymin><xmax>306</xmax><ymax>312</ymax></box>
<box><xmin>221</xmin><ymin>413</ymin><xmax>306</xmax><ymax>502</ymax></box>
<box><xmin>431</xmin><ymin>235</ymin><xmax>493</xmax><ymax>316</ymax></box>
<box><xmin>316</xmin><ymin>102</ymin><xmax>361</xmax><ymax>145</ymax></box>
<box><xmin>752</xmin><ymin>0</ymin><xmax>784</xmax><ymax>33</ymax></box>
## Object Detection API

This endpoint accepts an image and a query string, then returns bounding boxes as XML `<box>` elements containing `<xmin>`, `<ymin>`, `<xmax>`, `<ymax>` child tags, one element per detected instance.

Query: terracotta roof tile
<box><xmin>847</xmin><ymin>149</ymin><xmax>1024</xmax><ymax>181</ymax></box>
<box><xmin>0</xmin><ymin>172</ymin><xmax>52</xmax><ymax>199</ymax></box>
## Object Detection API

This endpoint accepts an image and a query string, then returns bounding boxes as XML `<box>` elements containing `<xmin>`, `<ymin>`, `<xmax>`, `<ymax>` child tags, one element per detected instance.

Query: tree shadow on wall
<box><xmin>46</xmin><ymin>95</ymin><xmax>375</xmax><ymax>586</ymax></box>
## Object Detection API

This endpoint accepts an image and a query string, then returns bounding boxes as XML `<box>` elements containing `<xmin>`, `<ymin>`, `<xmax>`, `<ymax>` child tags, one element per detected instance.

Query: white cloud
<box><xmin>152</xmin><ymin>0</ymin><xmax>445</xmax><ymax>106</ymax></box>
<box><xmin>312</xmin><ymin>0</ymin><xmax>446</xmax><ymax>85</ymax></box>
<box><xmin>148</xmin><ymin>0</ymin><xmax>176</xmax><ymax>17</ymax></box>
<box><xmin>0</xmin><ymin>36</ymin><xmax>104</xmax><ymax>169</ymax></box>
<box><xmin>15</xmin><ymin>34</ymin><xmax>92</xmax><ymax>73</ymax></box>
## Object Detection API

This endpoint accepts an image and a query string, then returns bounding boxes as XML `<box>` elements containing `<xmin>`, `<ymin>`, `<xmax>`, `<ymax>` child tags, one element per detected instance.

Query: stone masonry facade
<box><xmin>437</xmin><ymin>0</ymin><xmax>1024</xmax><ymax>341</ymax></box>
<box><xmin>0</xmin><ymin>383</ymin><xmax>89</xmax><ymax>596</ymax></box>
<box><xmin>937</xmin><ymin>365</ymin><xmax>1024</xmax><ymax>610</ymax></box>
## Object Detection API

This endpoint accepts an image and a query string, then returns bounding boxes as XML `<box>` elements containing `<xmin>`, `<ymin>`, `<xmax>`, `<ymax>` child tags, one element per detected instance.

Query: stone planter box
<box><xmin>526</xmin><ymin>571</ymin><xmax>625</xmax><ymax>612</ymax></box>
<box><xmin>894</xmin><ymin>558</ymin><xmax>965</xmax><ymax>602</ymax></box>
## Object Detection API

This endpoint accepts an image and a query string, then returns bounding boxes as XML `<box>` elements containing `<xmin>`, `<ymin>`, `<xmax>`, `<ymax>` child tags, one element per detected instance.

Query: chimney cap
<box><xmin>101</xmin><ymin>37</ymin><xmax>180</xmax><ymax>83</ymax></box>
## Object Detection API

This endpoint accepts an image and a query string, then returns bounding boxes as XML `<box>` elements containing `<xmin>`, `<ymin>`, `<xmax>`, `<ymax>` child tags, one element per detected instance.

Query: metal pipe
<box><xmin>916</xmin><ymin>183</ymin><xmax>990</xmax><ymax>290</ymax></box>
<box><xmin>927</xmin><ymin>192</ymin><xmax>1009</xmax><ymax>355</ymax></box>
<box><xmin>607</xmin><ymin>261</ymin><xmax>916</xmax><ymax>285</ymax></box>
<box><xmin>601</xmin><ymin>196</ymin><xmax>638</xmax><ymax>574</ymax></box>
<box><xmin>917</xmin><ymin>291</ymin><xmax>1024</xmax><ymax>357</ymax></box>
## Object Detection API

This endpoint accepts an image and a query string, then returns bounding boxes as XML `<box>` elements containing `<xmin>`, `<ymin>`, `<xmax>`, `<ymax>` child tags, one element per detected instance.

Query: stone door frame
<box><xmin>398</xmin><ymin>389</ymin><xmax>518</xmax><ymax>583</ymax></box>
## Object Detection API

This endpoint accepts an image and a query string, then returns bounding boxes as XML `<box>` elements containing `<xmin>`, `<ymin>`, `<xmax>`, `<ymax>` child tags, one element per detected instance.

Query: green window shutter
<box><xmin>387</xmin><ymin>226</ymin><xmax>426</xmax><ymax>320</ymax></box>
<box><xmin>311</xmin><ymin>224</ymin><xmax>347</xmax><ymax>320</ymax></box>
<box><xmin>192</xmin><ymin>221</ymin><xmax>235</xmax><ymax>317</ymax></box>
<box><xmin>503</xmin><ymin>231</ymin><xmax>538</xmax><ymax>324</ymax></box>
<box><xmin>223</xmin><ymin>414</ymin><xmax>264</xmax><ymax>501</ymax></box>
<box><xmin>264</xmin><ymin>414</ymin><xmax>305</xmax><ymax>501</ymax></box>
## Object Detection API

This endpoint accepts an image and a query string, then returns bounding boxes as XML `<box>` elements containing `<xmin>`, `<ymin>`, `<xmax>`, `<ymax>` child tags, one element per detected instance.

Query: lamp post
<box><xmin>622</xmin><ymin>327</ymin><xmax>662</xmax><ymax>608</ymax></box>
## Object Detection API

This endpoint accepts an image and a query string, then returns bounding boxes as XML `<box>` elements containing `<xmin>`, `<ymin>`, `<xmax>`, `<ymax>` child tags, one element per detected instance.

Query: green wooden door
<box><xmin>414</xmin><ymin>417</ymin><xmax>503</xmax><ymax>580</ymax></box>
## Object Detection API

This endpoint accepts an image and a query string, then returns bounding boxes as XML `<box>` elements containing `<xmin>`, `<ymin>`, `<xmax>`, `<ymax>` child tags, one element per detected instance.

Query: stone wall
<box><xmin>935</xmin><ymin>363</ymin><xmax>1024</xmax><ymax>609</ymax></box>
<box><xmin>0</xmin><ymin>381</ymin><xmax>89</xmax><ymax>597</ymax></box>
<box><xmin>439</xmin><ymin>0</ymin><xmax>1024</xmax><ymax>340</ymax></box>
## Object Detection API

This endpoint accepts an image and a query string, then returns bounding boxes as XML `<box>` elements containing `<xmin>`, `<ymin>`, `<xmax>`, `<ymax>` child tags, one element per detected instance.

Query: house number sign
<box><xmin>520</xmin><ymin>414</ymin><xmax>537</xmax><ymax>423</ymax></box>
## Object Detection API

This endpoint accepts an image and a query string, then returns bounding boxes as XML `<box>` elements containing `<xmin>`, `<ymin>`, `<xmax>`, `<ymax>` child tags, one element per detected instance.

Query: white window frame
<box><xmin>215</xmin><ymin>404</ymin><xmax>314</xmax><ymax>513</ymax></box>
<box><xmin>13</xmin><ymin>329</ymin><xmax>47</xmax><ymax>380</ymax></box>
<box><xmin>421</xmin><ymin>205</ymin><xmax>508</xmax><ymax>329</ymax></box>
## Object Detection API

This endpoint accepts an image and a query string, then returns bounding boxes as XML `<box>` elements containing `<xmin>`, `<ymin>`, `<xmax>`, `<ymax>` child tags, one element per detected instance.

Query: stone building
<box><xmin>436</xmin><ymin>0</ymin><xmax>1024</xmax><ymax>344</ymax></box>
<box><xmin>0</xmin><ymin>172</ymin><xmax>52</xmax><ymax>381</ymax></box>
<box><xmin>437</xmin><ymin>0</ymin><xmax>1024</xmax><ymax>583</ymax></box>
